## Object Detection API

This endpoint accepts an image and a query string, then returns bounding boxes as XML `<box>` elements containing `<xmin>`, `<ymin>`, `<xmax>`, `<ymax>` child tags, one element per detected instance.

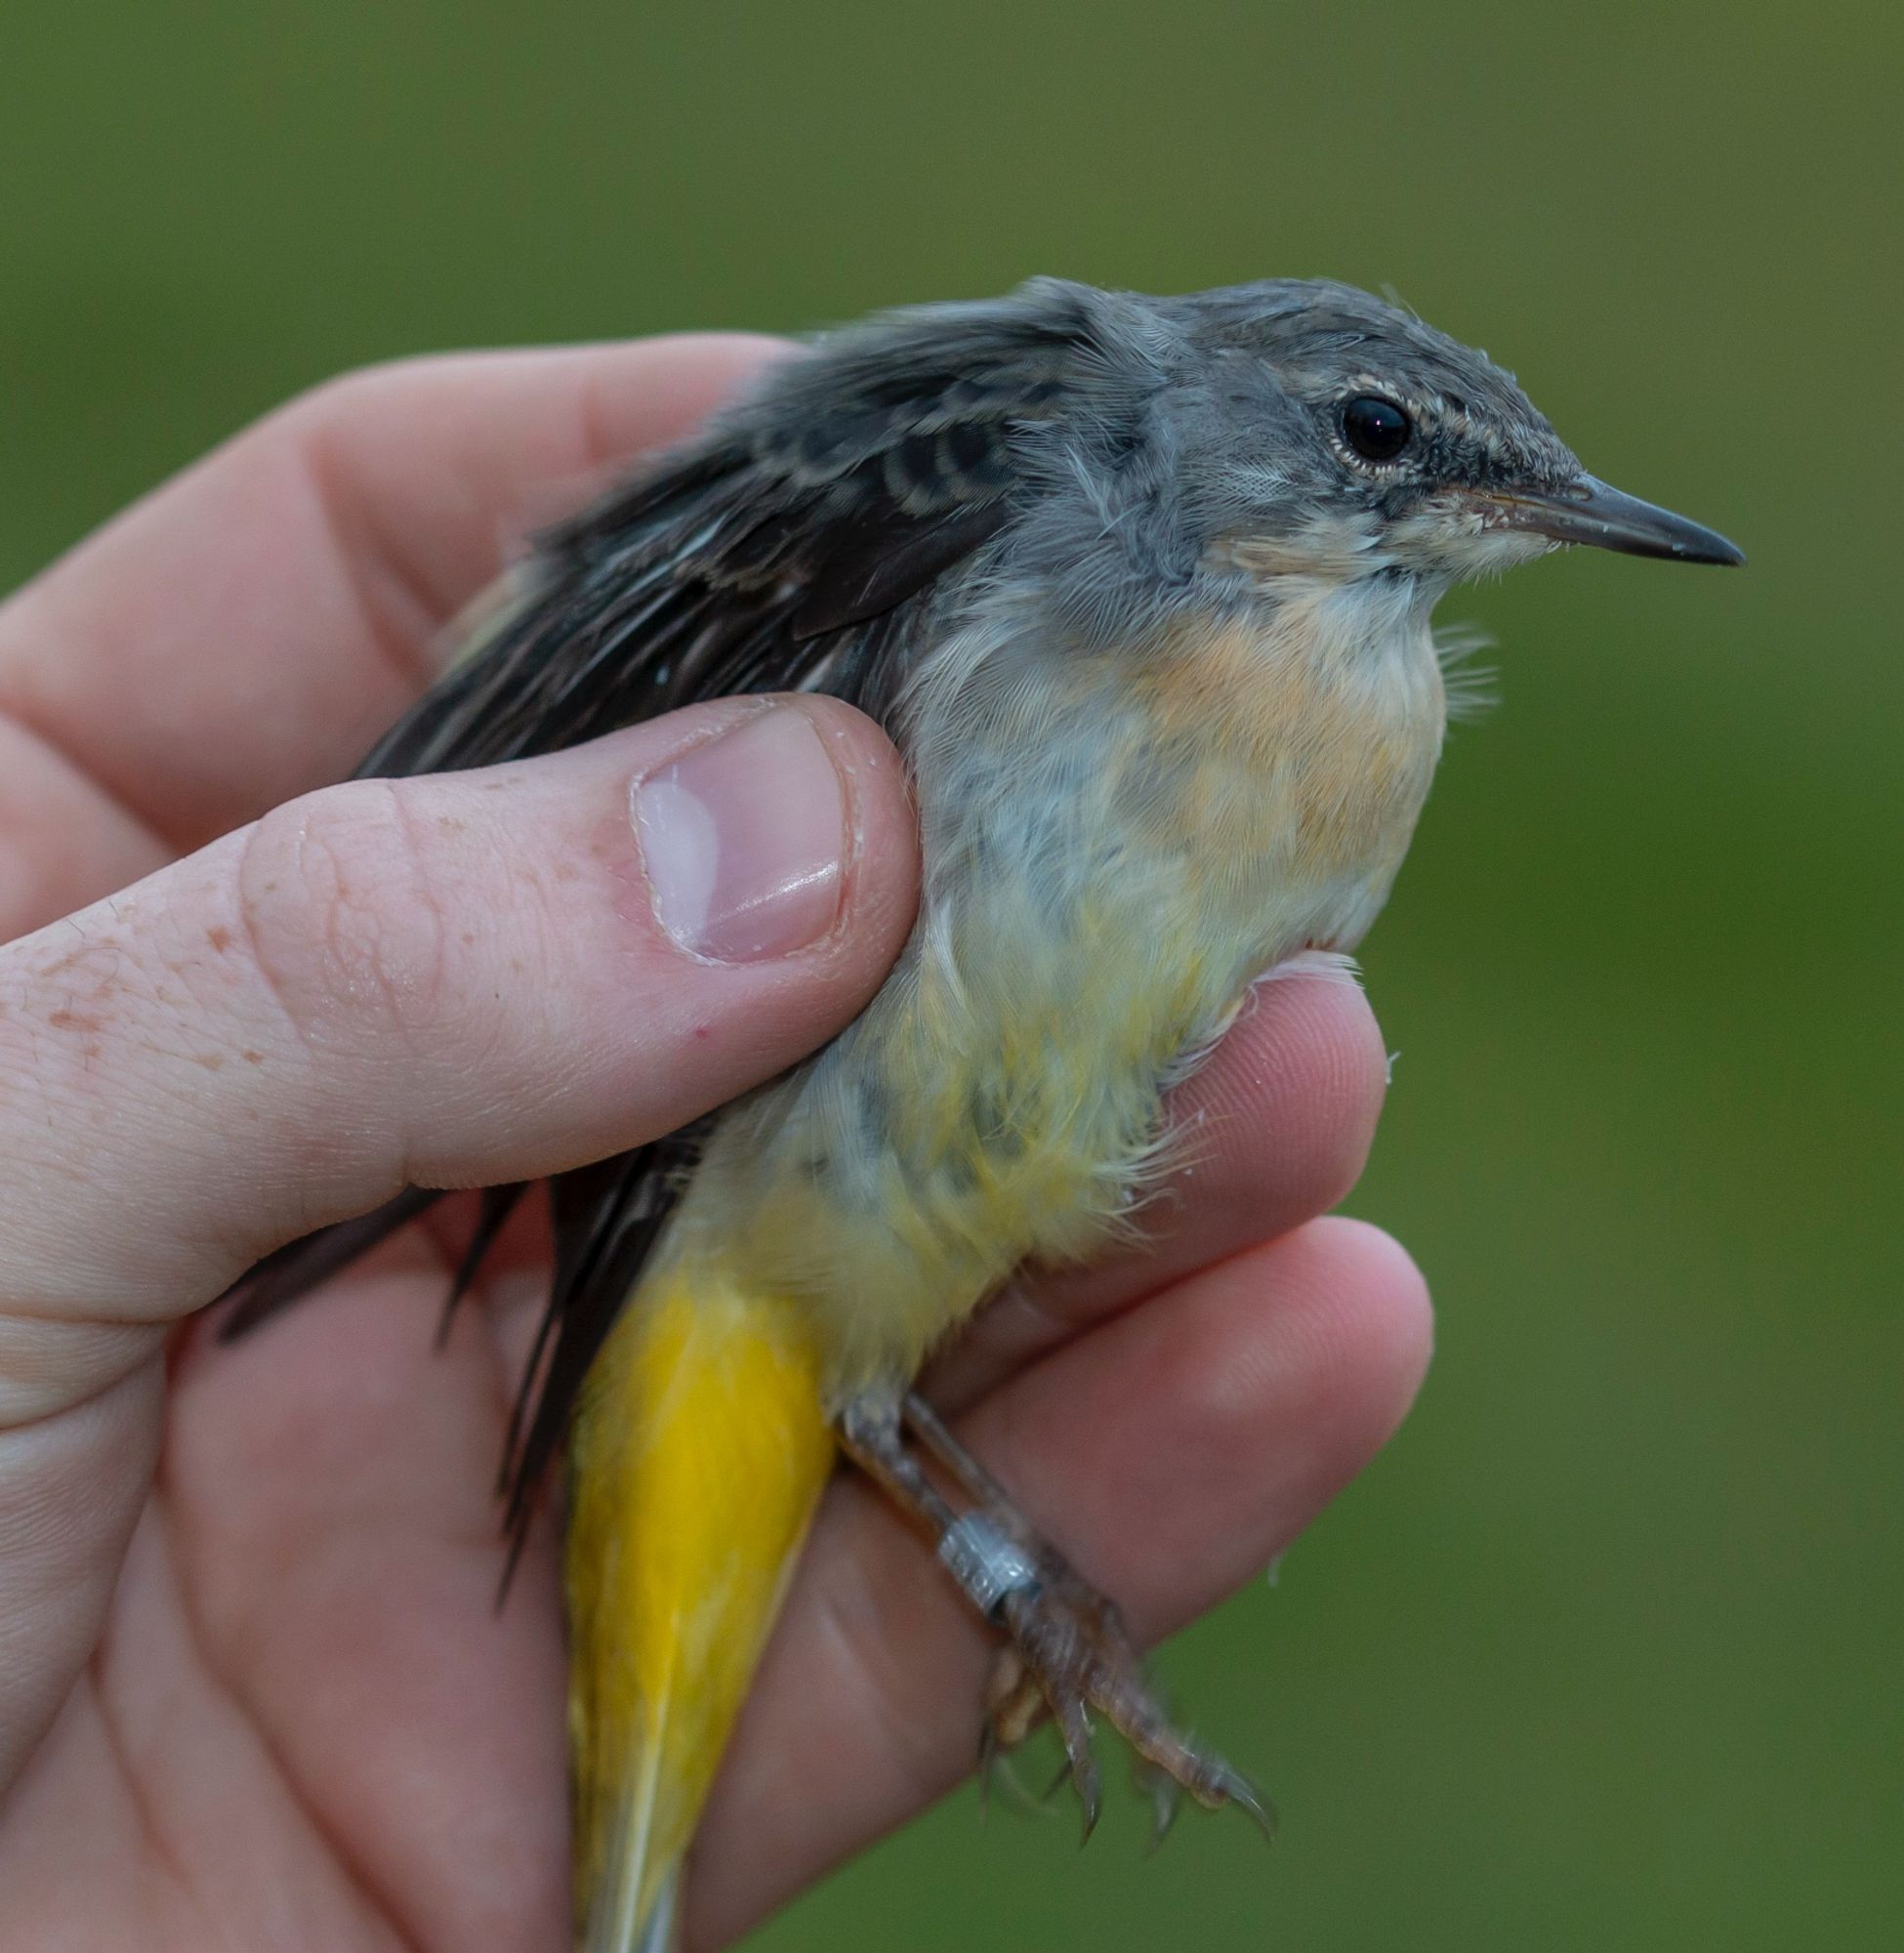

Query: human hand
<box><xmin>0</xmin><ymin>339</ymin><xmax>1430</xmax><ymax>1950</ymax></box>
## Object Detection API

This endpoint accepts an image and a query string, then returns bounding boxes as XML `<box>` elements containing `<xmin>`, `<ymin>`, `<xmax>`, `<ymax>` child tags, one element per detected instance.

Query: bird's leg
<box><xmin>834</xmin><ymin>1392</ymin><xmax>1100</xmax><ymax>1819</ymax></box>
<box><xmin>835</xmin><ymin>1391</ymin><xmax>1272</xmax><ymax>1842</ymax></box>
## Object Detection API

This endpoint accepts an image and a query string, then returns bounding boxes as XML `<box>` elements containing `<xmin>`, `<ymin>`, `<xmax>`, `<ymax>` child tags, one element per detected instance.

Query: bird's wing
<box><xmin>220</xmin><ymin>280</ymin><xmax>1116</xmax><ymax>1546</ymax></box>
<box><xmin>357</xmin><ymin>280</ymin><xmax>1106</xmax><ymax>775</ymax></box>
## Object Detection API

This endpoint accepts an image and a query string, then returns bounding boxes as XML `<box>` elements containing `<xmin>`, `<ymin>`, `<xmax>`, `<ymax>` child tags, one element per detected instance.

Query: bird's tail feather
<box><xmin>629</xmin><ymin>1871</ymin><xmax>678</xmax><ymax>1953</ymax></box>
<box><xmin>567</xmin><ymin>1266</ymin><xmax>836</xmax><ymax>1953</ymax></box>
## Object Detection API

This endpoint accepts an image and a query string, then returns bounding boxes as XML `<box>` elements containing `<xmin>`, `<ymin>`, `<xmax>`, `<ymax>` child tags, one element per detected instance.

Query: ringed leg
<box><xmin>835</xmin><ymin>1392</ymin><xmax>1272</xmax><ymax>1841</ymax></box>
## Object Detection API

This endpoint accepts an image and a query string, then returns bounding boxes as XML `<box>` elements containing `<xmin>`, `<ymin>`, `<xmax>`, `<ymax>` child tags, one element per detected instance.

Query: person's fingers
<box><xmin>0</xmin><ymin>693</ymin><xmax>915</xmax><ymax>1793</ymax></box>
<box><xmin>927</xmin><ymin>958</ymin><xmax>1388</xmax><ymax>1407</ymax></box>
<box><xmin>691</xmin><ymin>1216</ymin><xmax>1433</xmax><ymax>1949</ymax></box>
<box><xmin>0</xmin><ymin>713</ymin><xmax>171</xmax><ymax>947</ymax></box>
<box><xmin>0</xmin><ymin>694</ymin><xmax>913</xmax><ymax>1322</ymax></box>
<box><xmin>151</xmin><ymin>1246</ymin><xmax>572</xmax><ymax>1953</ymax></box>
<box><xmin>0</xmin><ymin>335</ymin><xmax>786</xmax><ymax>893</ymax></box>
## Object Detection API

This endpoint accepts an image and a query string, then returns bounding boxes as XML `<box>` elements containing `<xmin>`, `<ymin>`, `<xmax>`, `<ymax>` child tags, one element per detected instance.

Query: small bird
<box><xmin>224</xmin><ymin>277</ymin><xmax>1742</xmax><ymax>1952</ymax></box>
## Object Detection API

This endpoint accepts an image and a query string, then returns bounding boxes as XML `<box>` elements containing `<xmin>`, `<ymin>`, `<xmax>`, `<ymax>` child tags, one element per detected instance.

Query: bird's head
<box><xmin>1166</xmin><ymin>279</ymin><xmax>1743</xmax><ymax>591</ymax></box>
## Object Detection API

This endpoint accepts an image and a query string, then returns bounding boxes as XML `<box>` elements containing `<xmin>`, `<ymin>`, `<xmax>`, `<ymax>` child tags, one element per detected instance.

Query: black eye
<box><xmin>1340</xmin><ymin>395</ymin><xmax>1412</xmax><ymax>464</ymax></box>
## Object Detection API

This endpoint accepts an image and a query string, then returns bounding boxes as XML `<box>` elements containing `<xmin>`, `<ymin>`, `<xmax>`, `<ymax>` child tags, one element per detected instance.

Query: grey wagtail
<box><xmin>224</xmin><ymin>277</ymin><xmax>1743</xmax><ymax>1953</ymax></box>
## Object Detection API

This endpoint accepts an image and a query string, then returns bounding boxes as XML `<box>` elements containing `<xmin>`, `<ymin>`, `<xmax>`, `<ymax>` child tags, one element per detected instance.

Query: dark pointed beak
<box><xmin>1472</xmin><ymin>476</ymin><xmax>1746</xmax><ymax>566</ymax></box>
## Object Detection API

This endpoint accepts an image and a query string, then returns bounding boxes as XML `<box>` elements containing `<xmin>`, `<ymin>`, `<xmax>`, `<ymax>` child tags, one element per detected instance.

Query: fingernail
<box><xmin>633</xmin><ymin>708</ymin><xmax>849</xmax><ymax>961</ymax></box>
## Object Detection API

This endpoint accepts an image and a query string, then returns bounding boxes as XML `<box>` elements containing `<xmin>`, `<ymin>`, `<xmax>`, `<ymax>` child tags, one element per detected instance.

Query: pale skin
<box><xmin>0</xmin><ymin>337</ymin><xmax>1432</xmax><ymax>1951</ymax></box>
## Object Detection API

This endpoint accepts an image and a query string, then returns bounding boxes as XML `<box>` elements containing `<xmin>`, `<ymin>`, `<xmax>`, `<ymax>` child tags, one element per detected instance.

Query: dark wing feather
<box><xmin>219</xmin><ymin>1184</ymin><xmax>442</xmax><ymax>1336</ymax></box>
<box><xmin>218</xmin><ymin>279</ymin><xmax>1106</xmax><ymax>1545</ymax></box>
<box><xmin>356</xmin><ymin>281</ymin><xmax>1097</xmax><ymax>776</ymax></box>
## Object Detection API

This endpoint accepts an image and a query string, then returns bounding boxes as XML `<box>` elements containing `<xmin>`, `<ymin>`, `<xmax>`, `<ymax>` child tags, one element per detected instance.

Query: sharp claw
<box><xmin>1050</xmin><ymin>1696</ymin><xmax>1100</xmax><ymax>1843</ymax></box>
<box><xmin>1141</xmin><ymin>1766</ymin><xmax>1181</xmax><ymax>1852</ymax></box>
<box><xmin>1213</xmin><ymin>1766</ymin><xmax>1278</xmax><ymax>1843</ymax></box>
<box><xmin>1076</xmin><ymin>1767</ymin><xmax>1102</xmax><ymax>1846</ymax></box>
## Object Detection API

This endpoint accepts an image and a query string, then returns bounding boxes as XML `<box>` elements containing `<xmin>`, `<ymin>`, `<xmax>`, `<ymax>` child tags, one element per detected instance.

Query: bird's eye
<box><xmin>1340</xmin><ymin>395</ymin><xmax>1413</xmax><ymax>464</ymax></box>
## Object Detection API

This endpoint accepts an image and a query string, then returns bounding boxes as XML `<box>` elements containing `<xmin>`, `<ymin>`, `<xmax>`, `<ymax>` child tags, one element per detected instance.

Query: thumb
<box><xmin>0</xmin><ymin>693</ymin><xmax>917</xmax><ymax>1787</ymax></box>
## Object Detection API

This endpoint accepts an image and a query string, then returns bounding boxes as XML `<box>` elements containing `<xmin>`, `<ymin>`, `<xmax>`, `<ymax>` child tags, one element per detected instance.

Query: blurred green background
<box><xmin>4</xmin><ymin>2</ymin><xmax>1897</xmax><ymax>1946</ymax></box>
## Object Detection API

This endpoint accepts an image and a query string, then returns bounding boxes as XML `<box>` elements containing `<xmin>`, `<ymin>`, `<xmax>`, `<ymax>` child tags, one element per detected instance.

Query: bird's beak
<box><xmin>1468</xmin><ymin>476</ymin><xmax>1746</xmax><ymax>566</ymax></box>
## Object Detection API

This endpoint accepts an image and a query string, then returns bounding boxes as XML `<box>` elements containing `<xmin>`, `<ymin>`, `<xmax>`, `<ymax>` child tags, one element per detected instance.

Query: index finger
<box><xmin>0</xmin><ymin>335</ymin><xmax>785</xmax><ymax>858</ymax></box>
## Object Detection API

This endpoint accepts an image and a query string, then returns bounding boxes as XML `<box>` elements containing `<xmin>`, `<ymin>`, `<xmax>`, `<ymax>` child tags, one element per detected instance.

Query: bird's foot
<box><xmin>962</xmin><ymin>1511</ymin><xmax>1271</xmax><ymax>1842</ymax></box>
<box><xmin>836</xmin><ymin>1391</ymin><xmax>1272</xmax><ymax>1843</ymax></box>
